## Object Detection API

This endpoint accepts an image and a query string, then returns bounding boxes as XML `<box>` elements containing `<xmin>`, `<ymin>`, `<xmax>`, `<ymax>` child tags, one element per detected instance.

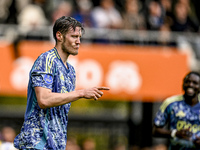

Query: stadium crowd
<box><xmin>0</xmin><ymin>0</ymin><xmax>200</xmax><ymax>33</ymax></box>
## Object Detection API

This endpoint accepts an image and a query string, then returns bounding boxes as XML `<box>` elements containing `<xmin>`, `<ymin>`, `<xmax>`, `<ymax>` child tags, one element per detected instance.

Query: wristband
<box><xmin>171</xmin><ymin>129</ymin><xmax>177</xmax><ymax>138</ymax></box>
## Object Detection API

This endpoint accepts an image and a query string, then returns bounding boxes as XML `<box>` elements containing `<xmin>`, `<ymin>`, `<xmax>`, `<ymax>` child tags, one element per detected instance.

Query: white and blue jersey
<box><xmin>14</xmin><ymin>48</ymin><xmax>76</xmax><ymax>150</ymax></box>
<box><xmin>154</xmin><ymin>95</ymin><xmax>200</xmax><ymax>150</ymax></box>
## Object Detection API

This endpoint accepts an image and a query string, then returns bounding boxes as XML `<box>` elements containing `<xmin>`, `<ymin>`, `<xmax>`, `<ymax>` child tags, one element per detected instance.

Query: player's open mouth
<box><xmin>186</xmin><ymin>87</ymin><xmax>194</xmax><ymax>94</ymax></box>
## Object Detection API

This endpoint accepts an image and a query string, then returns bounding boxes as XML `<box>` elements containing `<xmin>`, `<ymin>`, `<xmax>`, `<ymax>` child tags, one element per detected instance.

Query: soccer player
<box><xmin>14</xmin><ymin>16</ymin><xmax>110</xmax><ymax>150</ymax></box>
<box><xmin>152</xmin><ymin>71</ymin><xmax>200</xmax><ymax>149</ymax></box>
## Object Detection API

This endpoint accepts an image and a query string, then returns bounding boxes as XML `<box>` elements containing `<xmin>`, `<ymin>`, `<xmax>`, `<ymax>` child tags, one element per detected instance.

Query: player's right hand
<box><xmin>82</xmin><ymin>87</ymin><xmax>110</xmax><ymax>100</ymax></box>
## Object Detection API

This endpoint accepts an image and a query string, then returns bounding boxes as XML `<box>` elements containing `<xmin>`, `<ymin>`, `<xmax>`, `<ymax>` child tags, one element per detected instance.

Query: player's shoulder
<box><xmin>36</xmin><ymin>48</ymin><xmax>57</xmax><ymax>63</ymax></box>
<box><xmin>164</xmin><ymin>95</ymin><xmax>184</xmax><ymax>103</ymax></box>
<box><xmin>32</xmin><ymin>48</ymin><xmax>57</xmax><ymax>71</ymax></box>
<box><xmin>40</xmin><ymin>48</ymin><xmax>56</xmax><ymax>58</ymax></box>
<box><xmin>160</xmin><ymin>95</ymin><xmax>184</xmax><ymax>112</ymax></box>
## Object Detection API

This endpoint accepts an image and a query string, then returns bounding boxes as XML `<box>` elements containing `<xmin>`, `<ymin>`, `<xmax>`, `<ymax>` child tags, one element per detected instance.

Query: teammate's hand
<box><xmin>176</xmin><ymin>128</ymin><xmax>192</xmax><ymax>140</ymax></box>
<box><xmin>193</xmin><ymin>136</ymin><xmax>200</xmax><ymax>148</ymax></box>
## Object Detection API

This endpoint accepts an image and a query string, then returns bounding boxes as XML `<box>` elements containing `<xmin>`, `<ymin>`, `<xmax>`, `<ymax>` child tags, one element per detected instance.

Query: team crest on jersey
<box><xmin>44</xmin><ymin>74</ymin><xmax>53</xmax><ymax>84</ymax></box>
<box><xmin>176</xmin><ymin>110</ymin><xmax>186</xmax><ymax>118</ymax></box>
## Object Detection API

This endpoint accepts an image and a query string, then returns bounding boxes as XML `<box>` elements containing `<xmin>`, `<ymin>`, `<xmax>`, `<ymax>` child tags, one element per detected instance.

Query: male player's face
<box><xmin>61</xmin><ymin>26</ymin><xmax>82</xmax><ymax>56</ymax></box>
<box><xmin>183</xmin><ymin>74</ymin><xmax>200</xmax><ymax>97</ymax></box>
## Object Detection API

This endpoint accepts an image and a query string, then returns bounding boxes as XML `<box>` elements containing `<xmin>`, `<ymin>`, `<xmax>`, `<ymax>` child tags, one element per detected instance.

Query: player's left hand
<box><xmin>176</xmin><ymin>129</ymin><xmax>192</xmax><ymax>140</ymax></box>
<box><xmin>193</xmin><ymin>136</ymin><xmax>200</xmax><ymax>148</ymax></box>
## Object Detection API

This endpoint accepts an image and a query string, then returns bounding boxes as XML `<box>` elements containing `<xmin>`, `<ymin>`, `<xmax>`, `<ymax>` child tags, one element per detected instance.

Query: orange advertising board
<box><xmin>0</xmin><ymin>41</ymin><xmax>189</xmax><ymax>101</ymax></box>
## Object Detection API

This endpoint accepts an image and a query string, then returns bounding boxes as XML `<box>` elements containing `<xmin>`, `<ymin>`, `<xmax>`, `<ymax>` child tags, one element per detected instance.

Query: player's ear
<box><xmin>56</xmin><ymin>31</ymin><xmax>63</xmax><ymax>42</ymax></box>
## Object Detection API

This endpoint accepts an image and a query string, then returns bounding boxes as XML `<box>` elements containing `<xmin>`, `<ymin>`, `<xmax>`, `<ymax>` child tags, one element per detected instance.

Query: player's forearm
<box><xmin>35</xmin><ymin>87</ymin><xmax>84</xmax><ymax>109</ymax></box>
<box><xmin>152</xmin><ymin>125</ymin><xmax>172</xmax><ymax>138</ymax></box>
<box><xmin>35</xmin><ymin>86</ymin><xmax>108</xmax><ymax>109</ymax></box>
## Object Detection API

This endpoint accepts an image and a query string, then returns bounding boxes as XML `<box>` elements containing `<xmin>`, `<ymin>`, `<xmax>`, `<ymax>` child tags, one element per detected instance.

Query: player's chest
<box><xmin>172</xmin><ymin>104</ymin><xmax>200</xmax><ymax>122</ymax></box>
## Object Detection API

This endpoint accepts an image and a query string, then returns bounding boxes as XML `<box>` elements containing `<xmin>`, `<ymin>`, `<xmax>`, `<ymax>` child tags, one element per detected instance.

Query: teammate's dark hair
<box><xmin>183</xmin><ymin>71</ymin><xmax>200</xmax><ymax>85</ymax></box>
<box><xmin>53</xmin><ymin>16</ymin><xmax>84</xmax><ymax>42</ymax></box>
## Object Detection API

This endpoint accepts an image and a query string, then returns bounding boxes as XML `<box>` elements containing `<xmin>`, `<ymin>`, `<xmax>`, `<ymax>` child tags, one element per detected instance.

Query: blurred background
<box><xmin>0</xmin><ymin>0</ymin><xmax>200</xmax><ymax>149</ymax></box>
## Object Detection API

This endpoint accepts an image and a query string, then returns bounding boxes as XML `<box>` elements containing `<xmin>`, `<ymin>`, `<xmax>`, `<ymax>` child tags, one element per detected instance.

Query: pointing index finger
<box><xmin>97</xmin><ymin>87</ymin><xmax>110</xmax><ymax>91</ymax></box>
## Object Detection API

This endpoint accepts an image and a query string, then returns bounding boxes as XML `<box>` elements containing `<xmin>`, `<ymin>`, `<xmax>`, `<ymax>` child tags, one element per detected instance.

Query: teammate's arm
<box><xmin>152</xmin><ymin>125</ymin><xmax>192</xmax><ymax>140</ymax></box>
<box><xmin>152</xmin><ymin>125</ymin><xmax>171</xmax><ymax>138</ymax></box>
<box><xmin>194</xmin><ymin>136</ymin><xmax>200</xmax><ymax>148</ymax></box>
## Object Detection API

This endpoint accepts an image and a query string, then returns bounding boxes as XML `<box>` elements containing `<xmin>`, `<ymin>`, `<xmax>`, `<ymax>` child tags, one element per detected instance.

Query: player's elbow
<box><xmin>37</xmin><ymin>98</ymin><xmax>48</xmax><ymax>109</ymax></box>
<box><xmin>38</xmin><ymin>103</ymin><xmax>47</xmax><ymax>109</ymax></box>
<box><xmin>152</xmin><ymin>125</ymin><xmax>159</xmax><ymax>137</ymax></box>
<box><xmin>35</xmin><ymin>87</ymin><xmax>51</xmax><ymax>109</ymax></box>
<box><xmin>152</xmin><ymin>127</ymin><xmax>156</xmax><ymax>137</ymax></box>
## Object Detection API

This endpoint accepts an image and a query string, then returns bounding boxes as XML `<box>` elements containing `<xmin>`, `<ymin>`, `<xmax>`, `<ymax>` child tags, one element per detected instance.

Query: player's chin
<box><xmin>71</xmin><ymin>51</ymin><xmax>78</xmax><ymax>56</ymax></box>
<box><xmin>185</xmin><ymin>92</ymin><xmax>195</xmax><ymax>98</ymax></box>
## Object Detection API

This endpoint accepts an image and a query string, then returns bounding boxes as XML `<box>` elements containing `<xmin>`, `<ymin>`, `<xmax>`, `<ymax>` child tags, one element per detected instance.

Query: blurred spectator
<box><xmin>91</xmin><ymin>0</ymin><xmax>123</xmax><ymax>29</ymax></box>
<box><xmin>0</xmin><ymin>0</ymin><xmax>29</xmax><ymax>24</ymax></box>
<box><xmin>177</xmin><ymin>0</ymin><xmax>197</xmax><ymax>20</ymax></box>
<box><xmin>122</xmin><ymin>0</ymin><xmax>146</xmax><ymax>30</ymax></box>
<box><xmin>158</xmin><ymin>23</ymin><xmax>171</xmax><ymax>45</ymax></box>
<box><xmin>157</xmin><ymin>21</ymin><xmax>176</xmax><ymax>46</ymax></box>
<box><xmin>81</xmin><ymin>138</ymin><xmax>96</xmax><ymax>150</ymax></box>
<box><xmin>146</xmin><ymin>1</ymin><xmax>164</xmax><ymax>30</ymax></box>
<box><xmin>192</xmin><ymin>0</ymin><xmax>200</xmax><ymax>25</ymax></box>
<box><xmin>170</xmin><ymin>2</ymin><xmax>199</xmax><ymax>32</ymax></box>
<box><xmin>32</xmin><ymin>0</ymin><xmax>53</xmax><ymax>23</ymax></box>
<box><xmin>17</xmin><ymin>3</ymin><xmax>49</xmax><ymax>33</ymax></box>
<box><xmin>50</xmin><ymin>1</ymin><xmax>74</xmax><ymax>43</ymax></box>
<box><xmin>159</xmin><ymin>0</ymin><xmax>173</xmax><ymax>25</ymax></box>
<box><xmin>4</xmin><ymin>0</ymin><xmax>17</xmax><ymax>24</ymax></box>
<box><xmin>112</xmin><ymin>143</ymin><xmax>126</xmax><ymax>150</ymax></box>
<box><xmin>129</xmin><ymin>145</ymin><xmax>140</xmax><ymax>150</ymax></box>
<box><xmin>65</xmin><ymin>136</ymin><xmax>81</xmax><ymax>150</ymax></box>
<box><xmin>160</xmin><ymin>0</ymin><xmax>172</xmax><ymax>15</ymax></box>
<box><xmin>72</xmin><ymin>0</ymin><xmax>96</xmax><ymax>28</ymax></box>
<box><xmin>0</xmin><ymin>0</ymin><xmax>11</xmax><ymax>23</ymax></box>
<box><xmin>152</xmin><ymin>144</ymin><xmax>167</xmax><ymax>150</ymax></box>
<box><xmin>0</xmin><ymin>126</ymin><xmax>17</xmax><ymax>150</ymax></box>
<box><xmin>51</xmin><ymin>1</ymin><xmax>73</xmax><ymax>24</ymax></box>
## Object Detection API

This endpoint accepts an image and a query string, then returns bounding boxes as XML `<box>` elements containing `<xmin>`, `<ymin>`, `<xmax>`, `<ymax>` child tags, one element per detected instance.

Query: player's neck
<box><xmin>184</xmin><ymin>95</ymin><xmax>199</xmax><ymax>106</ymax></box>
<box><xmin>55</xmin><ymin>46</ymin><xmax>69</xmax><ymax>68</ymax></box>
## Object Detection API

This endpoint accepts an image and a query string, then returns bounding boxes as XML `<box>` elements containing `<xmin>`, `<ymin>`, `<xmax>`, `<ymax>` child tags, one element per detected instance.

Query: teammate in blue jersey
<box><xmin>13</xmin><ymin>16</ymin><xmax>110</xmax><ymax>150</ymax></box>
<box><xmin>153</xmin><ymin>71</ymin><xmax>200</xmax><ymax>149</ymax></box>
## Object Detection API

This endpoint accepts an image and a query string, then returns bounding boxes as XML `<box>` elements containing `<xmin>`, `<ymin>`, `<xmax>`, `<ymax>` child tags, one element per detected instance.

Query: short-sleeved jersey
<box><xmin>14</xmin><ymin>48</ymin><xmax>76</xmax><ymax>150</ymax></box>
<box><xmin>154</xmin><ymin>95</ymin><xmax>200</xmax><ymax>149</ymax></box>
